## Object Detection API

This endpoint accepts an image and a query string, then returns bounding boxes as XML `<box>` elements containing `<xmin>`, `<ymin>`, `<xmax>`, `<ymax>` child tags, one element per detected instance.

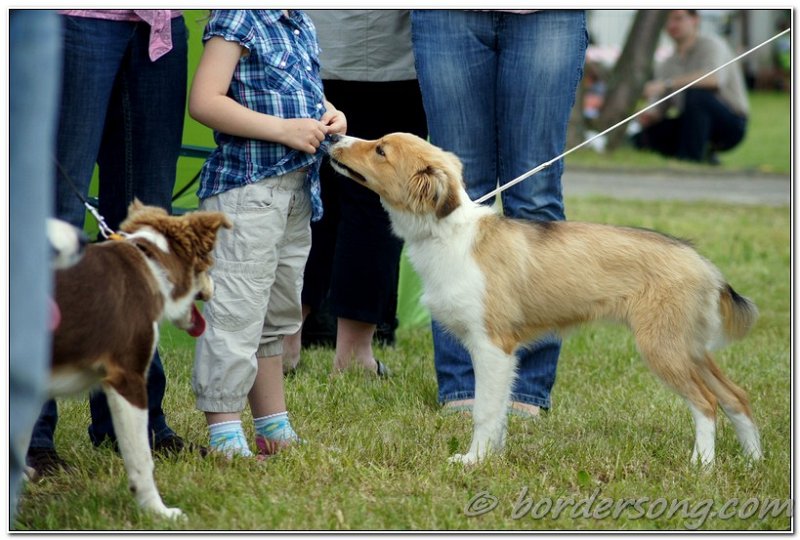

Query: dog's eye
<box><xmin>376</xmin><ymin>145</ymin><xmax>385</xmax><ymax>157</ymax></box>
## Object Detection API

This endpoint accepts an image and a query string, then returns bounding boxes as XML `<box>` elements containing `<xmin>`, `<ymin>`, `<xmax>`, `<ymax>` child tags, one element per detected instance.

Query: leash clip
<box><xmin>83</xmin><ymin>201</ymin><xmax>127</xmax><ymax>241</ymax></box>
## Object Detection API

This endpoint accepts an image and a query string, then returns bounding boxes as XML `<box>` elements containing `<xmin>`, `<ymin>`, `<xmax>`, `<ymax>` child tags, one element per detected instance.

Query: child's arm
<box><xmin>189</xmin><ymin>36</ymin><xmax>328</xmax><ymax>154</ymax></box>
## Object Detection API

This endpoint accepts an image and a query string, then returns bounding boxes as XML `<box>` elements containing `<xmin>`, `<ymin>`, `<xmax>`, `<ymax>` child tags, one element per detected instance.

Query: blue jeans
<box><xmin>31</xmin><ymin>14</ymin><xmax>188</xmax><ymax>450</ymax></box>
<box><xmin>411</xmin><ymin>10</ymin><xmax>587</xmax><ymax>409</ymax></box>
<box><xmin>55</xmin><ymin>15</ymin><xmax>187</xmax><ymax>228</ymax></box>
<box><xmin>9</xmin><ymin>10</ymin><xmax>61</xmax><ymax>520</ymax></box>
<box><xmin>635</xmin><ymin>88</ymin><xmax>747</xmax><ymax>161</ymax></box>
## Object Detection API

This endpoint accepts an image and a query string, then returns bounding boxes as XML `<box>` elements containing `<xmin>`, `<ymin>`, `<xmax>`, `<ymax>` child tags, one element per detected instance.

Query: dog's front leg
<box><xmin>103</xmin><ymin>382</ymin><xmax>184</xmax><ymax>519</ymax></box>
<box><xmin>449</xmin><ymin>342</ymin><xmax>517</xmax><ymax>465</ymax></box>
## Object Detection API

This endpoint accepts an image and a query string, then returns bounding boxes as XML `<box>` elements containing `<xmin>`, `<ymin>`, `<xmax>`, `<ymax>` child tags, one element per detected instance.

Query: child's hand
<box><xmin>321</xmin><ymin>107</ymin><xmax>347</xmax><ymax>135</ymax></box>
<box><xmin>280</xmin><ymin>118</ymin><xmax>328</xmax><ymax>154</ymax></box>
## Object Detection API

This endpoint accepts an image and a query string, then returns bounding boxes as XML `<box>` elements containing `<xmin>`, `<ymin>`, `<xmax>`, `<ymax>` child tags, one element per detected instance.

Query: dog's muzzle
<box><xmin>197</xmin><ymin>274</ymin><xmax>214</xmax><ymax>302</ymax></box>
<box><xmin>329</xmin><ymin>158</ymin><xmax>367</xmax><ymax>184</ymax></box>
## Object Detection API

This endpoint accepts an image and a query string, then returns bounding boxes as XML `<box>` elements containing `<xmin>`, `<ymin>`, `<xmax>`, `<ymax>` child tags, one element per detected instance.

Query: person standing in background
<box><xmin>9</xmin><ymin>9</ymin><xmax>62</xmax><ymax>520</ymax></box>
<box><xmin>27</xmin><ymin>9</ymin><xmax>195</xmax><ymax>478</ymax></box>
<box><xmin>411</xmin><ymin>10</ymin><xmax>587</xmax><ymax>417</ymax></box>
<box><xmin>284</xmin><ymin>10</ymin><xmax>428</xmax><ymax>377</ymax></box>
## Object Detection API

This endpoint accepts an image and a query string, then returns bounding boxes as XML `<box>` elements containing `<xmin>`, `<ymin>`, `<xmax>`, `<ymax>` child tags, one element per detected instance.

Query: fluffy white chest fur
<box><xmin>387</xmin><ymin>200</ymin><xmax>491</xmax><ymax>343</ymax></box>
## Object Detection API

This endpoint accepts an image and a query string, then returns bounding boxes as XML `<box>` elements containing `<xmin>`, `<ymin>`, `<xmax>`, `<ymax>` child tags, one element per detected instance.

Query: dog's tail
<box><xmin>718</xmin><ymin>284</ymin><xmax>758</xmax><ymax>343</ymax></box>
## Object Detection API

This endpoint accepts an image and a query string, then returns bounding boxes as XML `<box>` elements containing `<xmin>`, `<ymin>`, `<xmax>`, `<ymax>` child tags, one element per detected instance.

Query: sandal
<box><xmin>375</xmin><ymin>359</ymin><xmax>390</xmax><ymax>378</ymax></box>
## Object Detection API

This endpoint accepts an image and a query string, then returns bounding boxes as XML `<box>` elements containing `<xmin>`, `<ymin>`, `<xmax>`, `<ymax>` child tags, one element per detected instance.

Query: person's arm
<box><xmin>644</xmin><ymin>71</ymin><xmax>720</xmax><ymax>101</ymax></box>
<box><xmin>189</xmin><ymin>36</ymin><xmax>328</xmax><ymax>154</ymax></box>
<box><xmin>640</xmin><ymin>56</ymin><xmax>721</xmax><ymax>127</ymax></box>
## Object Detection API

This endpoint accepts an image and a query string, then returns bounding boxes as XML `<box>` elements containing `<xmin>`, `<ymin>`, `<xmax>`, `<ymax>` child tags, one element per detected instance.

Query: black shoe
<box><xmin>153</xmin><ymin>434</ymin><xmax>209</xmax><ymax>458</ymax></box>
<box><xmin>26</xmin><ymin>447</ymin><xmax>73</xmax><ymax>479</ymax></box>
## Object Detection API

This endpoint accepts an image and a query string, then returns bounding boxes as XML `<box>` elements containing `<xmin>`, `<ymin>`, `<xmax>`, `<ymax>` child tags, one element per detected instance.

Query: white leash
<box><xmin>474</xmin><ymin>27</ymin><xmax>791</xmax><ymax>205</ymax></box>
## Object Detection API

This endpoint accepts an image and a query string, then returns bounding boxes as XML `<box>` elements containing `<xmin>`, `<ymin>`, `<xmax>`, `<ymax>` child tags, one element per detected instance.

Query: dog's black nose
<box><xmin>328</xmin><ymin>133</ymin><xmax>341</xmax><ymax>144</ymax></box>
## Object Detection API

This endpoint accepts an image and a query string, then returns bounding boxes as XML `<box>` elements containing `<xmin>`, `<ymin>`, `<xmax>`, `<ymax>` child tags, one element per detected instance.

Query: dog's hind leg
<box><xmin>684</xmin><ymin>383</ymin><xmax>717</xmax><ymax>468</ymax></box>
<box><xmin>103</xmin><ymin>373</ymin><xmax>184</xmax><ymax>519</ymax></box>
<box><xmin>638</xmin><ymin>340</ymin><xmax>718</xmax><ymax>466</ymax></box>
<box><xmin>449</xmin><ymin>339</ymin><xmax>517</xmax><ymax>465</ymax></box>
<box><xmin>697</xmin><ymin>353</ymin><xmax>762</xmax><ymax>461</ymax></box>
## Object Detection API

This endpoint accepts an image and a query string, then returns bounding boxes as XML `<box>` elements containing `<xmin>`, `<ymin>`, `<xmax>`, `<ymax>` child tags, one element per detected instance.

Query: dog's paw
<box><xmin>158</xmin><ymin>506</ymin><xmax>185</xmax><ymax>520</ymax></box>
<box><xmin>448</xmin><ymin>452</ymin><xmax>480</xmax><ymax>466</ymax></box>
<box><xmin>144</xmin><ymin>501</ymin><xmax>185</xmax><ymax>520</ymax></box>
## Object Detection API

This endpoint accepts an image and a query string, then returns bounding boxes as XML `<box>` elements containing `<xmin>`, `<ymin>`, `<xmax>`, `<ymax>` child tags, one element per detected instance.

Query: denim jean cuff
<box><xmin>438</xmin><ymin>391</ymin><xmax>475</xmax><ymax>405</ymax></box>
<box><xmin>87</xmin><ymin>417</ymin><xmax>176</xmax><ymax>447</ymax></box>
<box><xmin>439</xmin><ymin>392</ymin><xmax>550</xmax><ymax>411</ymax></box>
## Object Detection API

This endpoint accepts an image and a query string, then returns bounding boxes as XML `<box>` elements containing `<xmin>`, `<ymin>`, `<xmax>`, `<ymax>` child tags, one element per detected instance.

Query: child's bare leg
<box><xmin>282</xmin><ymin>305</ymin><xmax>310</xmax><ymax>374</ymax></box>
<box><xmin>249</xmin><ymin>352</ymin><xmax>301</xmax><ymax>455</ymax></box>
<box><xmin>249</xmin><ymin>354</ymin><xmax>287</xmax><ymax>417</ymax></box>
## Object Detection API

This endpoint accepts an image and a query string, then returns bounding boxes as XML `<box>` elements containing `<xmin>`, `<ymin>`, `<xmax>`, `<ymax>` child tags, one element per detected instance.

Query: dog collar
<box><xmin>108</xmin><ymin>232</ymin><xmax>129</xmax><ymax>241</ymax></box>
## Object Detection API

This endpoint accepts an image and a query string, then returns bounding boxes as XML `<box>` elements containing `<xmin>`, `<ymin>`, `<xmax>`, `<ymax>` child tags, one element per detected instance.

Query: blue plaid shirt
<box><xmin>197</xmin><ymin>10</ymin><xmax>326</xmax><ymax>220</ymax></box>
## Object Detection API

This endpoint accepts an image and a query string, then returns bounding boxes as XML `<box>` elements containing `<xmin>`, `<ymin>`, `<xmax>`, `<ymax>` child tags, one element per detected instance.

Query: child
<box><xmin>188</xmin><ymin>9</ymin><xmax>346</xmax><ymax>457</ymax></box>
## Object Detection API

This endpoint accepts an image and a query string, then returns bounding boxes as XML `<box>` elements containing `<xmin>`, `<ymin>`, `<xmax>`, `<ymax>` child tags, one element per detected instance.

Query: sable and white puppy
<box><xmin>50</xmin><ymin>200</ymin><xmax>231</xmax><ymax>518</ymax></box>
<box><xmin>328</xmin><ymin>132</ymin><xmax>761</xmax><ymax>467</ymax></box>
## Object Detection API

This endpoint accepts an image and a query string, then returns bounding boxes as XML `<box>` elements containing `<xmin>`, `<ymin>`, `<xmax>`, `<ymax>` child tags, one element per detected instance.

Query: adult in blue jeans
<box><xmin>10</xmin><ymin>10</ymin><xmax>61</xmax><ymax>519</ymax></box>
<box><xmin>411</xmin><ymin>10</ymin><xmax>587</xmax><ymax>416</ymax></box>
<box><xmin>27</xmin><ymin>10</ymin><xmax>197</xmax><ymax>477</ymax></box>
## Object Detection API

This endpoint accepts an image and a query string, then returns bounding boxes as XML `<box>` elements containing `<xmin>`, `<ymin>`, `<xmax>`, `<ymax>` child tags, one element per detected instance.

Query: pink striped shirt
<box><xmin>59</xmin><ymin>10</ymin><xmax>183</xmax><ymax>61</ymax></box>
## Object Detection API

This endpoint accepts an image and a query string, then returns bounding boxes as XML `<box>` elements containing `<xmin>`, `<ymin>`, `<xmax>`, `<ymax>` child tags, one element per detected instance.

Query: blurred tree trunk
<box><xmin>595</xmin><ymin>9</ymin><xmax>668</xmax><ymax>150</ymax></box>
<box><xmin>566</xmin><ymin>79</ymin><xmax>587</xmax><ymax>148</ymax></box>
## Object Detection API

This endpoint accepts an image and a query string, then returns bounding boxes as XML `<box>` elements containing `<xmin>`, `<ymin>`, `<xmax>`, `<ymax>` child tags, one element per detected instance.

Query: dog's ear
<box><xmin>149</xmin><ymin>210</ymin><xmax>231</xmax><ymax>271</ymax></box>
<box><xmin>128</xmin><ymin>198</ymin><xmax>144</xmax><ymax>214</ymax></box>
<box><xmin>184</xmin><ymin>211</ymin><xmax>232</xmax><ymax>270</ymax></box>
<box><xmin>410</xmin><ymin>157</ymin><xmax>462</xmax><ymax>219</ymax></box>
<box><xmin>120</xmin><ymin>200</ymin><xmax>170</xmax><ymax>232</ymax></box>
<box><xmin>441</xmin><ymin>150</ymin><xmax>464</xmax><ymax>185</ymax></box>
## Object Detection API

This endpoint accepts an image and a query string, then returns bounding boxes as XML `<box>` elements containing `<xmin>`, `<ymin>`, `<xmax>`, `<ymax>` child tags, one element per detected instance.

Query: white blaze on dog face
<box><xmin>329</xmin><ymin>133</ymin><xmax>463</xmax><ymax>219</ymax></box>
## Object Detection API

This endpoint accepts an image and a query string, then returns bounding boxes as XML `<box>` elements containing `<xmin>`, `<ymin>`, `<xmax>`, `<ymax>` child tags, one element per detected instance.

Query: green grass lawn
<box><xmin>565</xmin><ymin>91</ymin><xmax>791</xmax><ymax>175</ymax></box>
<box><xmin>15</xmin><ymin>196</ymin><xmax>790</xmax><ymax>531</ymax></box>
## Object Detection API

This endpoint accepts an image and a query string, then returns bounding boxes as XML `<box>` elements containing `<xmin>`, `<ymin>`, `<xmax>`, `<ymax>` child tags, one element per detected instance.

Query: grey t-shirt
<box><xmin>306</xmin><ymin>10</ymin><xmax>416</xmax><ymax>82</ymax></box>
<box><xmin>656</xmin><ymin>34</ymin><xmax>749</xmax><ymax>117</ymax></box>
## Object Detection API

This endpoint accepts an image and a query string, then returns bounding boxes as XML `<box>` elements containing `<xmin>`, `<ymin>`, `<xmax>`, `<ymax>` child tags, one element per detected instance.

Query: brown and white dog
<box><xmin>49</xmin><ymin>200</ymin><xmax>231</xmax><ymax>518</ymax></box>
<box><xmin>327</xmin><ymin>132</ymin><xmax>761</xmax><ymax>467</ymax></box>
